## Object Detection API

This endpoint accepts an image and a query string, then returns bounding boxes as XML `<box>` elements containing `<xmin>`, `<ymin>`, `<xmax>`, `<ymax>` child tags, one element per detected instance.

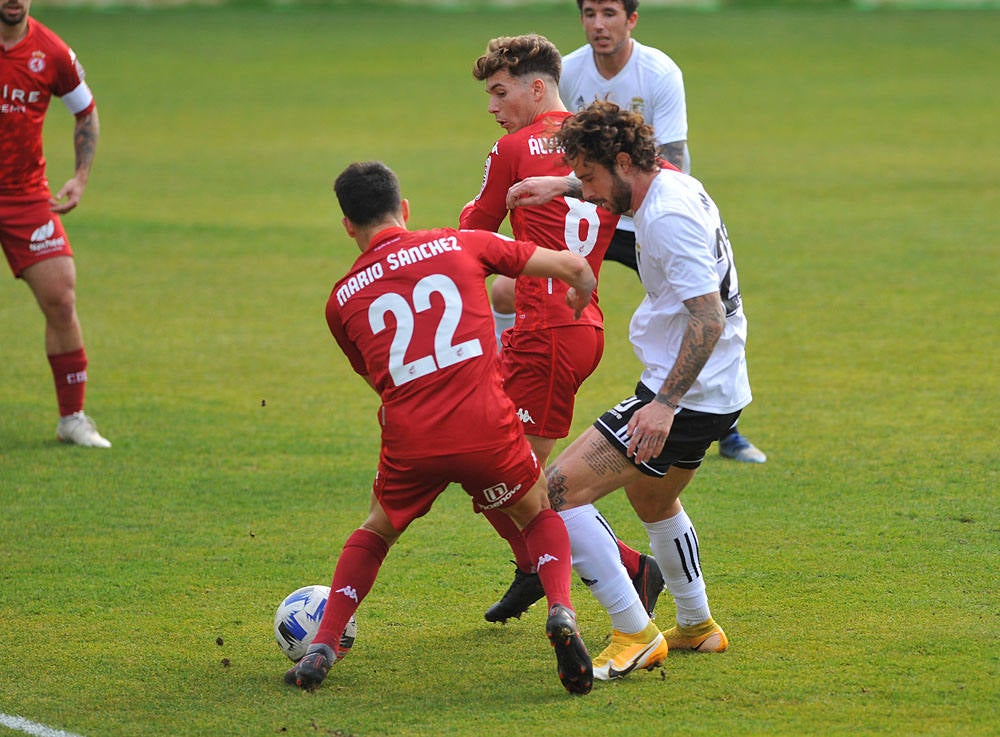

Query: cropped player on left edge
<box><xmin>1</xmin><ymin>0</ymin><xmax>110</xmax><ymax>447</ymax></box>
<box><xmin>284</xmin><ymin>161</ymin><xmax>593</xmax><ymax>695</ymax></box>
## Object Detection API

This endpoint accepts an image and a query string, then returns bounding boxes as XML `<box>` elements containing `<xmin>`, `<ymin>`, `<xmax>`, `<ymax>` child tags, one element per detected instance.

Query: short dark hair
<box><xmin>556</xmin><ymin>100</ymin><xmax>658</xmax><ymax>173</ymax></box>
<box><xmin>472</xmin><ymin>34</ymin><xmax>561</xmax><ymax>83</ymax></box>
<box><xmin>333</xmin><ymin>161</ymin><xmax>401</xmax><ymax>227</ymax></box>
<box><xmin>577</xmin><ymin>0</ymin><xmax>639</xmax><ymax>16</ymax></box>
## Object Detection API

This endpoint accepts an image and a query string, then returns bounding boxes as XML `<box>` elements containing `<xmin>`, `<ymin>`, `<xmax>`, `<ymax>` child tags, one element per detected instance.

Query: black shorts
<box><xmin>594</xmin><ymin>383</ymin><xmax>743</xmax><ymax>477</ymax></box>
<box><xmin>604</xmin><ymin>229</ymin><xmax>638</xmax><ymax>273</ymax></box>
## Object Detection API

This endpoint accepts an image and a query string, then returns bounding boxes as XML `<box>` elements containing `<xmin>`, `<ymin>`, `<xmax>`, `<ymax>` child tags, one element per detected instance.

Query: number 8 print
<box><xmin>563</xmin><ymin>198</ymin><xmax>602</xmax><ymax>256</ymax></box>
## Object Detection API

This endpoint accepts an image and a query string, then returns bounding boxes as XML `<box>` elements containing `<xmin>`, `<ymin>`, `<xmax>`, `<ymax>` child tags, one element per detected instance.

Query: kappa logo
<box><xmin>29</xmin><ymin>220</ymin><xmax>66</xmax><ymax>253</ymax></box>
<box><xmin>536</xmin><ymin>553</ymin><xmax>559</xmax><ymax>570</ymax></box>
<box><xmin>516</xmin><ymin>407</ymin><xmax>535</xmax><ymax>425</ymax></box>
<box><xmin>336</xmin><ymin>585</ymin><xmax>359</xmax><ymax>604</ymax></box>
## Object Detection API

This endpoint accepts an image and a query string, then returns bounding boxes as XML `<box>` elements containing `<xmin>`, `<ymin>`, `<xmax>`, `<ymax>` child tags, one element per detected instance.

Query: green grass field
<box><xmin>1</xmin><ymin>4</ymin><xmax>997</xmax><ymax>736</ymax></box>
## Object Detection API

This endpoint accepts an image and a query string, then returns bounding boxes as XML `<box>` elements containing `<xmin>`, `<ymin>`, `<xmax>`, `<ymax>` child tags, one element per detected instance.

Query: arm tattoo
<box><xmin>659</xmin><ymin>142</ymin><xmax>686</xmax><ymax>172</ymax></box>
<box><xmin>74</xmin><ymin>111</ymin><xmax>99</xmax><ymax>177</ymax></box>
<box><xmin>658</xmin><ymin>293</ymin><xmax>725</xmax><ymax>401</ymax></box>
<box><xmin>562</xmin><ymin>178</ymin><xmax>583</xmax><ymax>199</ymax></box>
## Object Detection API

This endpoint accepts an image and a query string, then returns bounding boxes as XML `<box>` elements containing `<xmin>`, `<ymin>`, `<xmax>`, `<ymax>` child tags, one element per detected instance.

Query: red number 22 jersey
<box><xmin>326</xmin><ymin>226</ymin><xmax>541</xmax><ymax>459</ymax></box>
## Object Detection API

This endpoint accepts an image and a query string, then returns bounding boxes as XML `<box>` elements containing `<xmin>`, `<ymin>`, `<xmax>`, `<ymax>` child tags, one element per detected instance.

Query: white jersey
<box><xmin>560</xmin><ymin>39</ymin><xmax>687</xmax><ymax>150</ymax></box>
<box><xmin>561</xmin><ymin>39</ymin><xmax>688</xmax><ymax>232</ymax></box>
<box><xmin>630</xmin><ymin>169</ymin><xmax>752</xmax><ymax>415</ymax></box>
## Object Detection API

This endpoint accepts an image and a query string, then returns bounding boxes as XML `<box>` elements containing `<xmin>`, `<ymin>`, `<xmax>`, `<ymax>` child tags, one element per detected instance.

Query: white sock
<box><xmin>491</xmin><ymin>309</ymin><xmax>515</xmax><ymax>350</ymax></box>
<box><xmin>560</xmin><ymin>505</ymin><xmax>649</xmax><ymax>634</ymax></box>
<box><xmin>644</xmin><ymin>508</ymin><xmax>712</xmax><ymax>627</ymax></box>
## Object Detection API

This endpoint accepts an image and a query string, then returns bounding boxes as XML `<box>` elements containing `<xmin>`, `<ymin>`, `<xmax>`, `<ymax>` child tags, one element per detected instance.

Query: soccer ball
<box><xmin>273</xmin><ymin>584</ymin><xmax>357</xmax><ymax>662</ymax></box>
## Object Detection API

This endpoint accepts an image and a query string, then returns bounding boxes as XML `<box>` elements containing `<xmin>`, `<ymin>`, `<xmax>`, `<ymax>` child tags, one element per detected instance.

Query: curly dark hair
<box><xmin>555</xmin><ymin>100</ymin><xmax>658</xmax><ymax>173</ymax></box>
<box><xmin>472</xmin><ymin>34</ymin><xmax>561</xmax><ymax>83</ymax></box>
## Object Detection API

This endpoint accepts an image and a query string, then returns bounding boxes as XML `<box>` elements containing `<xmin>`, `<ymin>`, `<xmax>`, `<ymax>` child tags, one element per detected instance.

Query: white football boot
<box><xmin>56</xmin><ymin>411</ymin><xmax>112</xmax><ymax>448</ymax></box>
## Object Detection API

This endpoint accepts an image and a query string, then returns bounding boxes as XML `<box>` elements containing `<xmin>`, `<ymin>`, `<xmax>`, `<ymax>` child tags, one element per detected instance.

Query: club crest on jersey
<box><xmin>630</xmin><ymin>97</ymin><xmax>645</xmax><ymax>116</ymax></box>
<box><xmin>28</xmin><ymin>52</ymin><xmax>46</xmax><ymax>74</ymax></box>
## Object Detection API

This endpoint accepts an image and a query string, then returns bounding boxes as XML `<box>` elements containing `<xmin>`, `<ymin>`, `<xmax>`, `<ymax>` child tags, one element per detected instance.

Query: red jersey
<box><xmin>0</xmin><ymin>19</ymin><xmax>95</xmax><ymax>196</ymax></box>
<box><xmin>326</xmin><ymin>226</ymin><xmax>538</xmax><ymax>459</ymax></box>
<box><xmin>460</xmin><ymin>110</ymin><xmax>618</xmax><ymax>331</ymax></box>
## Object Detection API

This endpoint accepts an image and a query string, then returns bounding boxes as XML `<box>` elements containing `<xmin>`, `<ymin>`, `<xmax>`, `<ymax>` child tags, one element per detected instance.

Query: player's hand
<box><xmin>50</xmin><ymin>176</ymin><xmax>86</xmax><ymax>214</ymax></box>
<box><xmin>506</xmin><ymin>176</ymin><xmax>567</xmax><ymax>209</ymax></box>
<box><xmin>625</xmin><ymin>401</ymin><xmax>675</xmax><ymax>465</ymax></box>
<box><xmin>564</xmin><ymin>257</ymin><xmax>596</xmax><ymax>319</ymax></box>
<box><xmin>565</xmin><ymin>286</ymin><xmax>593</xmax><ymax>319</ymax></box>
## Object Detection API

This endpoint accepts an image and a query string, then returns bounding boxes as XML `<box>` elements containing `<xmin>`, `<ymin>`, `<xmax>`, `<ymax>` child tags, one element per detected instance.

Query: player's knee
<box><xmin>490</xmin><ymin>278</ymin><xmax>516</xmax><ymax>313</ymax></box>
<box><xmin>39</xmin><ymin>291</ymin><xmax>77</xmax><ymax>327</ymax></box>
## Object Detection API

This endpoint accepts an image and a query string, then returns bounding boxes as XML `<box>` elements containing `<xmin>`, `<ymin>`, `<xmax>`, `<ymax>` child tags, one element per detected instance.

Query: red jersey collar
<box><xmin>367</xmin><ymin>226</ymin><xmax>408</xmax><ymax>253</ymax></box>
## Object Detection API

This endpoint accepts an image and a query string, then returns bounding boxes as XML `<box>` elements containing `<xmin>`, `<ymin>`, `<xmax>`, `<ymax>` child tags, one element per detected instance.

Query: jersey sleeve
<box><xmin>325</xmin><ymin>296</ymin><xmax>368</xmax><ymax>378</ymax></box>
<box><xmin>459</xmin><ymin>139</ymin><xmax>516</xmax><ymax>232</ymax></box>
<box><xmin>460</xmin><ymin>228</ymin><xmax>535</xmax><ymax>279</ymax></box>
<box><xmin>648</xmin><ymin>64</ymin><xmax>687</xmax><ymax>145</ymax></box>
<box><xmin>54</xmin><ymin>47</ymin><xmax>95</xmax><ymax>118</ymax></box>
<box><xmin>657</xmin><ymin>212</ymin><xmax>720</xmax><ymax>302</ymax></box>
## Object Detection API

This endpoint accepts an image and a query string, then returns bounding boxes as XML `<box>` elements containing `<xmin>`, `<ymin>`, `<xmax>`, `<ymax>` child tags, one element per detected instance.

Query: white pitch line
<box><xmin>0</xmin><ymin>713</ymin><xmax>85</xmax><ymax>737</ymax></box>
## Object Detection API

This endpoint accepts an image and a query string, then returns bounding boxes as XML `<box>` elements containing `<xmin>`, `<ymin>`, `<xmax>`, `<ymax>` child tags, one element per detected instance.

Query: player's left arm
<box><xmin>651</xmin><ymin>61</ymin><xmax>691</xmax><ymax>174</ymax></box>
<box><xmin>460</xmin><ymin>142</ymin><xmax>514</xmax><ymax>231</ymax></box>
<box><xmin>658</xmin><ymin>141</ymin><xmax>689</xmax><ymax>175</ymax></box>
<box><xmin>625</xmin><ymin>291</ymin><xmax>725</xmax><ymax>463</ymax></box>
<box><xmin>51</xmin><ymin>108</ymin><xmax>100</xmax><ymax>214</ymax></box>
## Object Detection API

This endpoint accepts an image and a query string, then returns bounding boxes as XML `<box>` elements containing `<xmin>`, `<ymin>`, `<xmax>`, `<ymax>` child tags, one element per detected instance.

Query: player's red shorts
<box><xmin>372</xmin><ymin>435</ymin><xmax>541</xmax><ymax>532</ymax></box>
<box><xmin>500</xmin><ymin>324</ymin><xmax>604</xmax><ymax>440</ymax></box>
<box><xmin>0</xmin><ymin>194</ymin><xmax>74</xmax><ymax>278</ymax></box>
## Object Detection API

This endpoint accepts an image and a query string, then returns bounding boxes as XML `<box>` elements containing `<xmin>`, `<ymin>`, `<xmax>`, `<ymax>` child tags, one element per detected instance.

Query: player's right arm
<box><xmin>505</xmin><ymin>175</ymin><xmax>582</xmax><ymax>210</ymax></box>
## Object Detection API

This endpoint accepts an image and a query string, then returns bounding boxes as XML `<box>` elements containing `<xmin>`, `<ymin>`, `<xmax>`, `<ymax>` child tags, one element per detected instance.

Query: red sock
<box><xmin>313</xmin><ymin>528</ymin><xmax>389</xmax><ymax>653</ymax></box>
<box><xmin>522</xmin><ymin>509</ymin><xmax>574</xmax><ymax>611</ymax></box>
<box><xmin>47</xmin><ymin>348</ymin><xmax>88</xmax><ymax>417</ymax></box>
<box><xmin>617</xmin><ymin>538</ymin><xmax>642</xmax><ymax>579</ymax></box>
<box><xmin>483</xmin><ymin>506</ymin><xmax>534</xmax><ymax>573</ymax></box>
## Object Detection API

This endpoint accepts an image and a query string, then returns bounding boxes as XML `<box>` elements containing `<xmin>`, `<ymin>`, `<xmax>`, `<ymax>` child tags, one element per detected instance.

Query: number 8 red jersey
<box><xmin>460</xmin><ymin>111</ymin><xmax>617</xmax><ymax>331</ymax></box>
